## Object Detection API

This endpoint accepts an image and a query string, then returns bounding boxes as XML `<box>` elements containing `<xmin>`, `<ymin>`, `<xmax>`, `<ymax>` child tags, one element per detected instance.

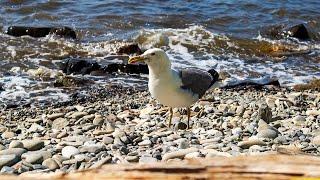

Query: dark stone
<box><xmin>0</xmin><ymin>83</ymin><xmax>4</xmax><ymax>91</ymax></box>
<box><xmin>104</xmin><ymin>63</ymin><xmax>148</xmax><ymax>74</ymax></box>
<box><xmin>60</xmin><ymin>59</ymin><xmax>101</xmax><ymax>75</ymax></box>
<box><xmin>287</xmin><ymin>24</ymin><xmax>310</xmax><ymax>40</ymax></box>
<box><xmin>223</xmin><ymin>79</ymin><xmax>280</xmax><ymax>90</ymax></box>
<box><xmin>117</xmin><ymin>44</ymin><xmax>142</xmax><ymax>55</ymax></box>
<box><xmin>6</xmin><ymin>26</ymin><xmax>76</xmax><ymax>39</ymax></box>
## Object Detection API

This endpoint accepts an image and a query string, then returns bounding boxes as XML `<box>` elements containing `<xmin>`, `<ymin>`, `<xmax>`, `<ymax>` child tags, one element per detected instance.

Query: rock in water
<box><xmin>61</xmin><ymin>59</ymin><xmax>101</xmax><ymax>75</ymax></box>
<box><xmin>103</xmin><ymin>64</ymin><xmax>148</xmax><ymax>74</ymax></box>
<box><xmin>6</xmin><ymin>26</ymin><xmax>76</xmax><ymax>39</ymax></box>
<box><xmin>287</xmin><ymin>24</ymin><xmax>310</xmax><ymax>40</ymax></box>
<box><xmin>117</xmin><ymin>44</ymin><xmax>143</xmax><ymax>55</ymax></box>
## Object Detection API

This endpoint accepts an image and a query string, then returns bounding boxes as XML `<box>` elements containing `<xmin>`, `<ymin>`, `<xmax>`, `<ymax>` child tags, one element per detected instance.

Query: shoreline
<box><xmin>0</xmin><ymin>85</ymin><xmax>319</xmax><ymax>174</ymax></box>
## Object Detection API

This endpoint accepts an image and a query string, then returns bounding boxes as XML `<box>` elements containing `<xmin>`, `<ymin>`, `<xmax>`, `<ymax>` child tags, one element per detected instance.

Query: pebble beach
<box><xmin>0</xmin><ymin>84</ymin><xmax>319</xmax><ymax>174</ymax></box>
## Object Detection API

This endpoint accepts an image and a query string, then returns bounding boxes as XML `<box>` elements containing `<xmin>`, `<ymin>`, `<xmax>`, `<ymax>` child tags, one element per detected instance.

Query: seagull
<box><xmin>129</xmin><ymin>48</ymin><xmax>219</xmax><ymax>129</ymax></box>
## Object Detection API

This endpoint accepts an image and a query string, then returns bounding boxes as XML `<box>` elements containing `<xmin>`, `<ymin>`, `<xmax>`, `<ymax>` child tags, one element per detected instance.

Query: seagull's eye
<box><xmin>150</xmin><ymin>53</ymin><xmax>156</xmax><ymax>56</ymax></box>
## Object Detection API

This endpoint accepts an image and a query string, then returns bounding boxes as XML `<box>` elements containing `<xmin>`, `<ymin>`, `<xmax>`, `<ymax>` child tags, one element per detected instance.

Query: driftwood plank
<box><xmin>1</xmin><ymin>154</ymin><xmax>320</xmax><ymax>180</ymax></box>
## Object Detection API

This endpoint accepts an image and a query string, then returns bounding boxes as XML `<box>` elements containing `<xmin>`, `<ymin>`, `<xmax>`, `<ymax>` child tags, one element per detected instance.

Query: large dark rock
<box><xmin>61</xmin><ymin>59</ymin><xmax>101</xmax><ymax>75</ymax></box>
<box><xmin>262</xmin><ymin>24</ymin><xmax>313</xmax><ymax>41</ymax></box>
<box><xmin>6</xmin><ymin>26</ymin><xmax>76</xmax><ymax>39</ymax></box>
<box><xmin>117</xmin><ymin>44</ymin><xmax>143</xmax><ymax>55</ymax></box>
<box><xmin>287</xmin><ymin>24</ymin><xmax>310</xmax><ymax>40</ymax></box>
<box><xmin>104</xmin><ymin>63</ymin><xmax>148</xmax><ymax>74</ymax></box>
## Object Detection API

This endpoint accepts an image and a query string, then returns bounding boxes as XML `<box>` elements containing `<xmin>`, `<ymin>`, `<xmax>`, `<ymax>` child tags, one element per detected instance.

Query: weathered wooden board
<box><xmin>1</xmin><ymin>154</ymin><xmax>320</xmax><ymax>180</ymax></box>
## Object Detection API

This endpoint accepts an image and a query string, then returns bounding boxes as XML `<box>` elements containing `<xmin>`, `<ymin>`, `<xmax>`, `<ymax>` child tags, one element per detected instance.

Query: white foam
<box><xmin>136</xmin><ymin>25</ymin><xmax>320</xmax><ymax>86</ymax></box>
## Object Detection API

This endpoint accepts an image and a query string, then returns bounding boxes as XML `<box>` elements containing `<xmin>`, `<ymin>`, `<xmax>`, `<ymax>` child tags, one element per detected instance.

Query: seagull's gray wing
<box><xmin>179</xmin><ymin>68</ymin><xmax>216</xmax><ymax>98</ymax></box>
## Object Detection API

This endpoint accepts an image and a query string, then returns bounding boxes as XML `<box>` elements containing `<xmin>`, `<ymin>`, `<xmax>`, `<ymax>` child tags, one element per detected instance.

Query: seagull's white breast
<box><xmin>148</xmin><ymin>70</ymin><xmax>198</xmax><ymax>108</ymax></box>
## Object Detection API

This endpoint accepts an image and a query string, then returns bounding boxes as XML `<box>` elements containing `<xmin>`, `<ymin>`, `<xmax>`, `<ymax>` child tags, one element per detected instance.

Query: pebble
<box><xmin>174</xmin><ymin>122</ymin><xmax>188</xmax><ymax>130</ymax></box>
<box><xmin>139</xmin><ymin>156</ymin><xmax>158</xmax><ymax>163</ymax></box>
<box><xmin>1</xmin><ymin>131</ymin><xmax>15</xmax><ymax>139</ymax></box>
<box><xmin>257</xmin><ymin>120</ymin><xmax>279</xmax><ymax>139</ymax></box>
<box><xmin>162</xmin><ymin>147</ymin><xmax>198</xmax><ymax>161</ymax></box>
<box><xmin>61</xmin><ymin>146</ymin><xmax>80</xmax><ymax>159</ymax></box>
<box><xmin>238</xmin><ymin>139</ymin><xmax>266</xmax><ymax>149</ymax></box>
<box><xmin>47</xmin><ymin>113</ymin><xmax>65</xmax><ymax>120</ymax></box>
<box><xmin>9</xmin><ymin>141</ymin><xmax>24</xmax><ymax>149</ymax></box>
<box><xmin>22</xmin><ymin>139</ymin><xmax>44</xmax><ymax>151</ymax></box>
<box><xmin>312</xmin><ymin>135</ymin><xmax>320</xmax><ymax>146</ymax></box>
<box><xmin>23</xmin><ymin>153</ymin><xmax>44</xmax><ymax>164</ymax></box>
<box><xmin>42</xmin><ymin>158</ymin><xmax>60</xmax><ymax>170</ymax></box>
<box><xmin>93</xmin><ymin>115</ymin><xmax>104</xmax><ymax>126</ymax></box>
<box><xmin>102</xmin><ymin>136</ymin><xmax>114</xmax><ymax>145</ymax></box>
<box><xmin>70</xmin><ymin>112</ymin><xmax>88</xmax><ymax>119</ymax></box>
<box><xmin>0</xmin><ymin>155</ymin><xmax>20</xmax><ymax>169</ymax></box>
<box><xmin>0</xmin><ymin>148</ymin><xmax>27</xmax><ymax>157</ymax></box>
<box><xmin>1</xmin><ymin>166</ymin><xmax>15</xmax><ymax>174</ymax></box>
<box><xmin>138</xmin><ymin>139</ymin><xmax>152</xmax><ymax>146</ymax></box>
<box><xmin>125</xmin><ymin>156</ymin><xmax>139</xmax><ymax>162</ymax></box>
<box><xmin>52</xmin><ymin>118</ymin><xmax>69</xmax><ymax>130</ymax></box>
<box><xmin>293</xmin><ymin>115</ymin><xmax>306</xmax><ymax>125</ymax></box>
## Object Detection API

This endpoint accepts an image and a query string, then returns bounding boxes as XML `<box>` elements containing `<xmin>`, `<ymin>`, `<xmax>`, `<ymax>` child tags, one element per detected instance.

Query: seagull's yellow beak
<box><xmin>128</xmin><ymin>55</ymin><xmax>145</xmax><ymax>64</ymax></box>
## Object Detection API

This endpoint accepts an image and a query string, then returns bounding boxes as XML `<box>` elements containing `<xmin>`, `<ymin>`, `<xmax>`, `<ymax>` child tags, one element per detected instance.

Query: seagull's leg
<box><xmin>187</xmin><ymin>107</ymin><xmax>191</xmax><ymax>129</ymax></box>
<box><xmin>168</xmin><ymin>107</ymin><xmax>173</xmax><ymax>128</ymax></box>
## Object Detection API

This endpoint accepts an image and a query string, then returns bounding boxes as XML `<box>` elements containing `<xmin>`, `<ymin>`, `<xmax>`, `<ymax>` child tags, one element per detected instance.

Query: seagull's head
<box><xmin>129</xmin><ymin>48</ymin><xmax>171</xmax><ymax>72</ymax></box>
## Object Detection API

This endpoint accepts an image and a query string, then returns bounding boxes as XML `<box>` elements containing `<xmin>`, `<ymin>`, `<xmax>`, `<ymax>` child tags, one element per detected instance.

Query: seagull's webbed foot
<box><xmin>168</xmin><ymin>107</ymin><xmax>173</xmax><ymax>128</ymax></box>
<box><xmin>187</xmin><ymin>107</ymin><xmax>191</xmax><ymax>129</ymax></box>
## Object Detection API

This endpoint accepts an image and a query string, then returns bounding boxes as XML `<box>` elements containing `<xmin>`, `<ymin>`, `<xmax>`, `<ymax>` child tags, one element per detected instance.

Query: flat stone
<box><xmin>185</xmin><ymin>152</ymin><xmax>201</xmax><ymax>159</ymax></box>
<box><xmin>293</xmin><ymin>115</ymin><xmax>306</xmax><ymax>125</ymax></box>
<box><xmin>306</xmin><ymin>110</ymin><xmax>320</xmax><ymax>116</ymax></box>
<box><xmin>22</xmin><ymin>139</ymin><xmax>44</xmax><ymax>151</ymax></box>
<box><xmin>75</xmin><ymin>105</ymin><xmax>85</xmax><ymax>112</ymax></box>
<box><xmin>238</xmin><ymin>139</ymin><xmax>266</xmax><ymax>149</ymax></box>
<box><xmin>26</xmin><ymin>118</ymin><xmax>42</xmax><ymax>123</ymax></box>
<box><xmin>125</xmin><ymin>156</ymin><xmax>139</xmax><ymax>162</ymax></box>
<box><xmin>42</xmin><ymin>158</ymin><xmax>60</xmax><ymax>170</ymax></box>
<box><xmin>9</xmin><ymin>141</ymin><xmax>24</xmax><ymax>149</ymax></box>
<box><xmin>139</xmin><ymin>156</ymin><xmax>158</xmax><ymax>163</ymax></box>
<box><xmin>93</xmin><ymin>115</ymin><xmax>104</xmax><ymax>126</ymax></box>
<box><xmin>57</xmin><ymin>131</ymin><xmax>68</xmax><ymax>139</ymax></box>
<box><xmin>52</xmin><ymin>118</ymin><xmax>69</xmax><ymax>130</ymax></box>
<box><xmin>79</xmin><ymin>144</ymin><xmax>104</xmax><ymax>153</ymax></box>
<box><xmin>162</xmin><ymin>147</ymin><xmax>198</xmax><ymax>161</ymax></box>
<box><xmin>28</xmin><ymin>123</ymin><xmax>45</xmax><ymax>133</ymax></box>
<box><xmin>0</xmin><ymin>155</ymin><xmax>20</xmax><ymax>169</ymax></box>
<box><xmin>102</xmin><ymin>136</ymin><xmax>114</xmax><ymax>145</ymax></box>
<box><xmin>70</xmin><ymin>112</ymin><xmax>88</xmax><ymax>119</ymax></box>
<box><xmin>257</xmin><ymin>119</ymin><xmax>279</xmax><ymax>139</ymax></box>
<box><xmin>312</xmin><ymin>135</ymin><xmax>320</xmax><ymax>146</ymax></box>
<box><xmin>61</xmin><ymin>146</ymin><xmax>80</xmax><ymax>159</ymax></box>
<box><xmin>23</xmin><ymin>153</ymin><xmax>43</xmax><ymax>164</ymax></box>
<box><xmin>138</xmin><ymin>139</ymin><xmax>152</xmax><ymax>146</ymax></box>
<box><xmin>90</xmin><ymin>156</ymin><xmax>112</xmax><ymax>169</ymax></box>
<box><xmin>0</xmin><ymin>148</ymin><xmax>27</xmax><ymax>157</ymax></box>
<box><xmin>47</xmin><ymin>113</ymin><xmax>65</xmax><ymax>120</ymax></box>
<box><xmin>0</xmin><ymin>166</ymin><xmax>15</xmax><ymax>174</ymax></box>
<box><xmin>1</xmin><ymin>131</ymin><xmax>15</xmax><ymax>139</ymax></box>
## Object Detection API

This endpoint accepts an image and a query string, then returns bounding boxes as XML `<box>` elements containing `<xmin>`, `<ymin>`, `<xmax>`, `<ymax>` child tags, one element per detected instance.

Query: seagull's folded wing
<box><xmin>179</xmin><ymin>68</ymin><xmax>214</xmax><ymax>98</ymax></box>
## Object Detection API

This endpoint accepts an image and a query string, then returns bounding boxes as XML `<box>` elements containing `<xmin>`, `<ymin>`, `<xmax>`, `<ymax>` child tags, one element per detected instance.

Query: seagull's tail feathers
<box><xmin>207</xmin><ymin>69</ymin><xmax>219</xmax><ymax>87</ymax></box>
